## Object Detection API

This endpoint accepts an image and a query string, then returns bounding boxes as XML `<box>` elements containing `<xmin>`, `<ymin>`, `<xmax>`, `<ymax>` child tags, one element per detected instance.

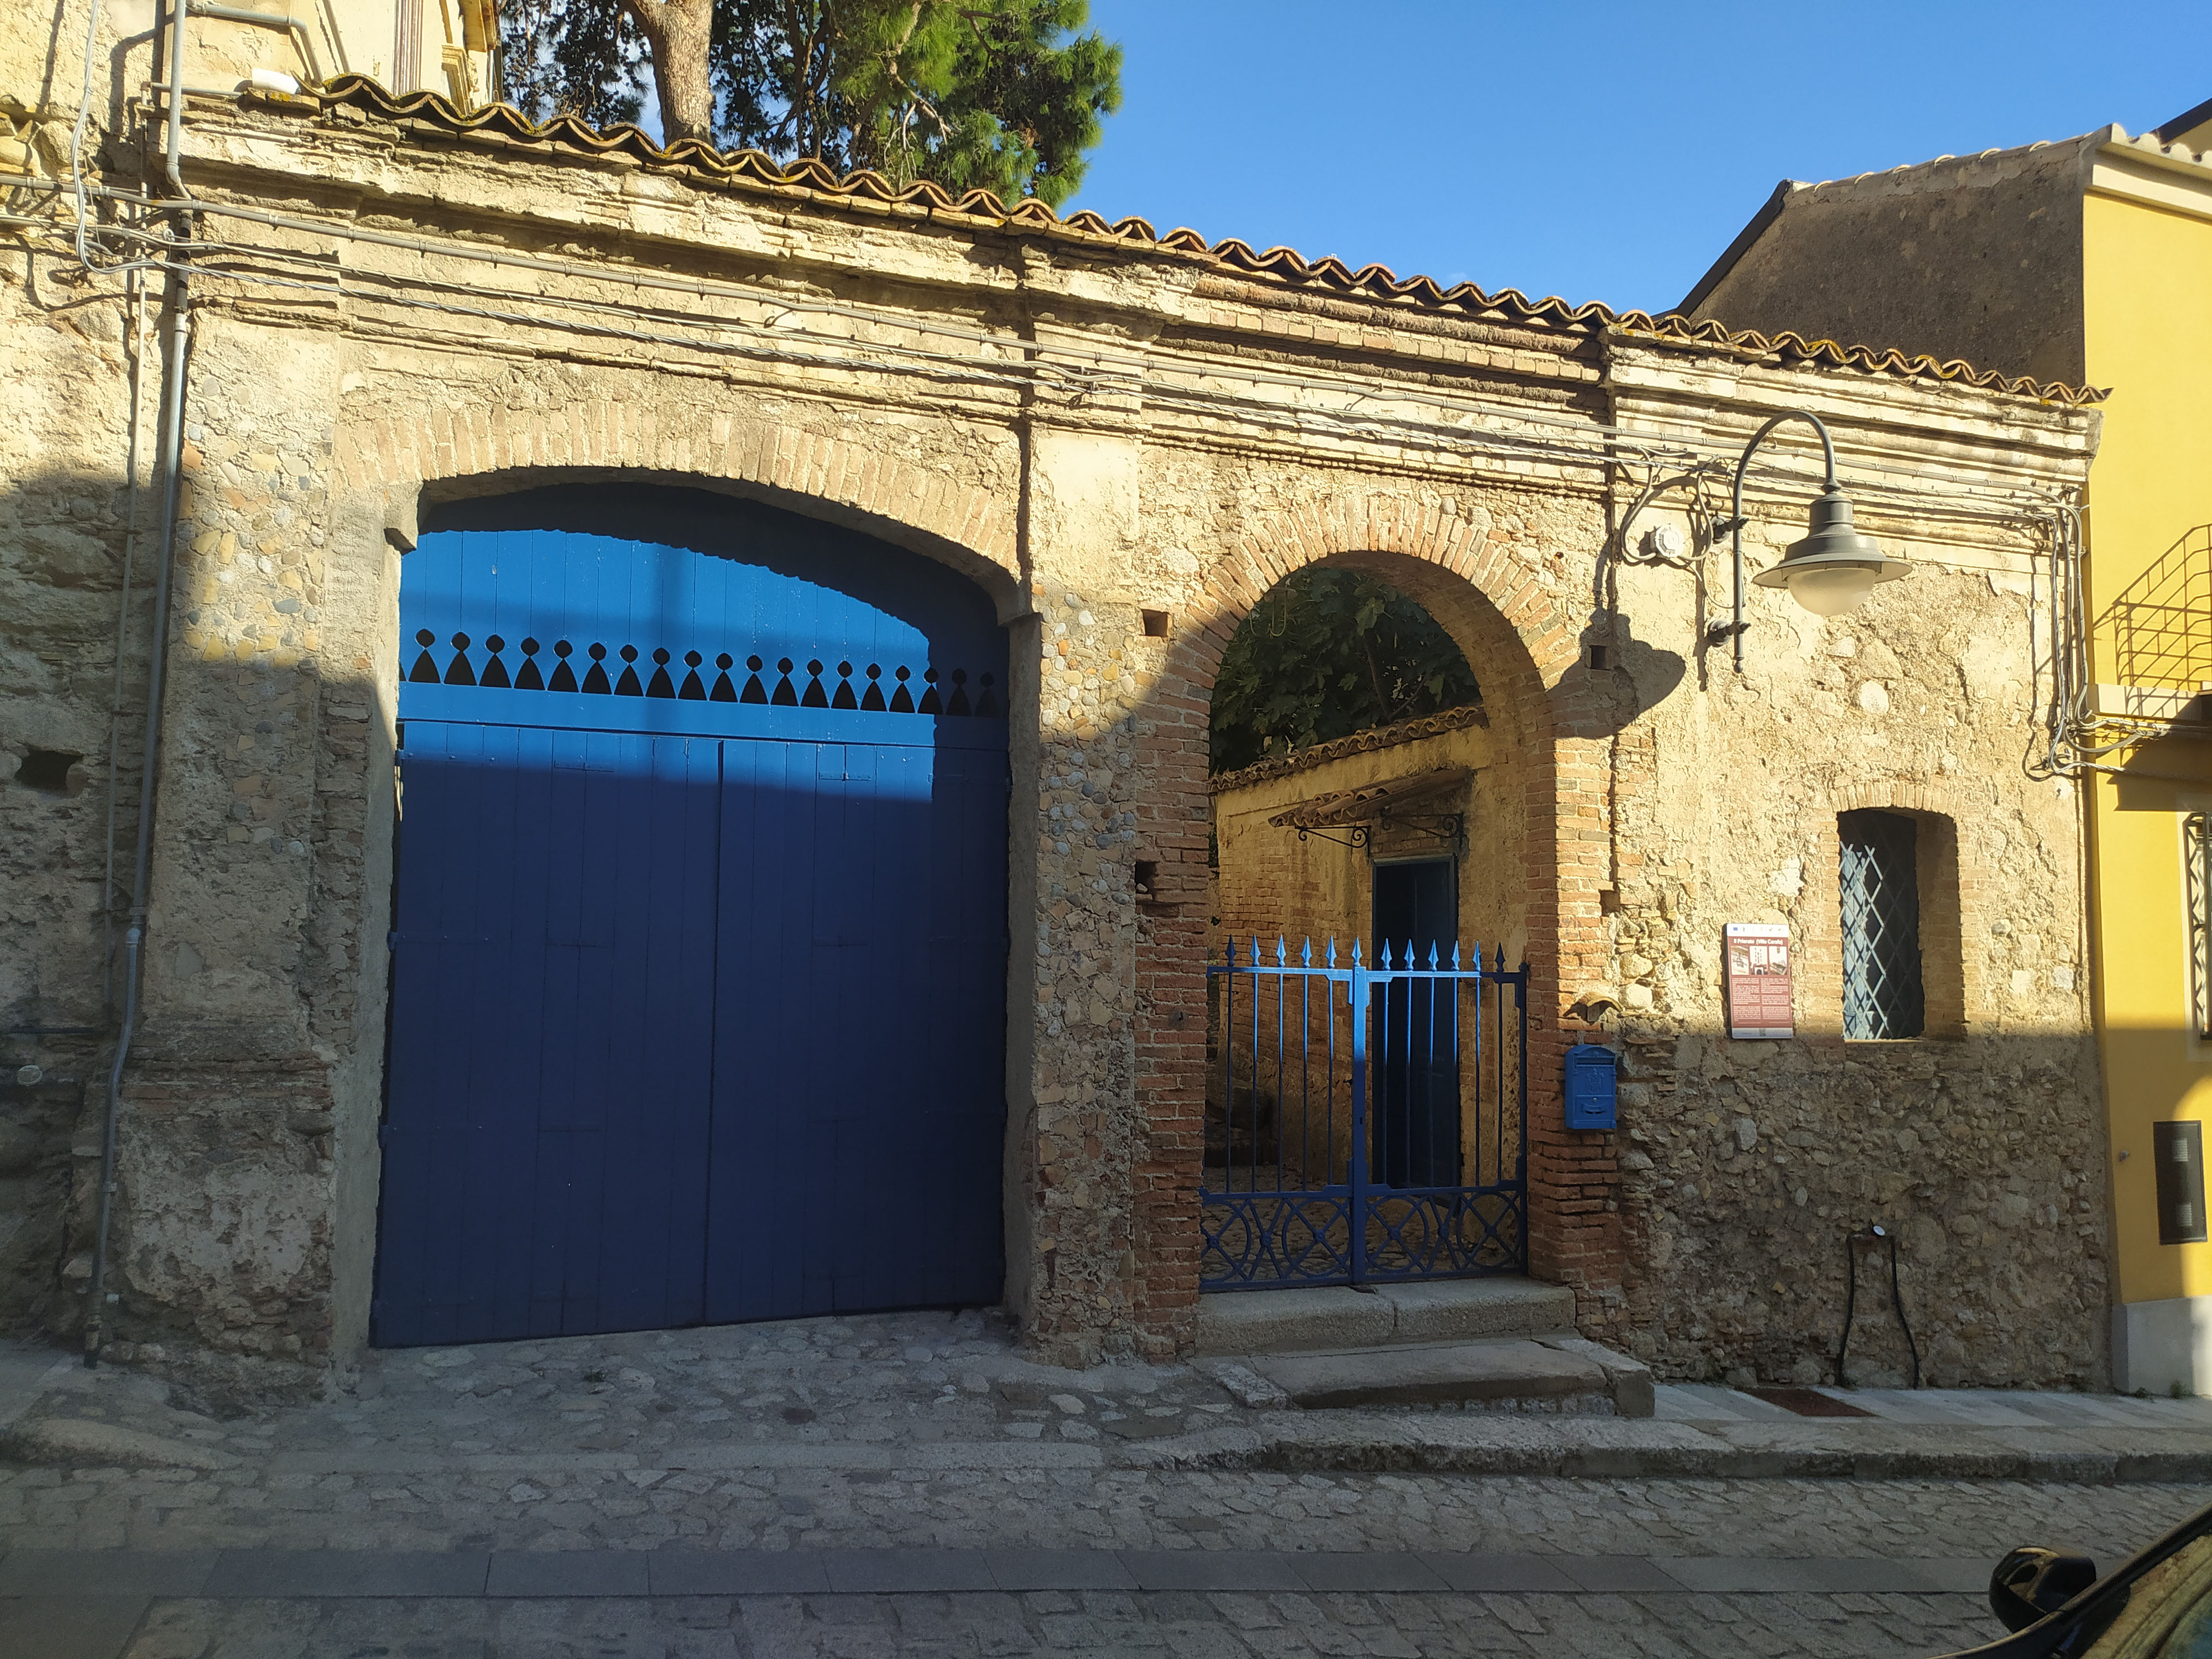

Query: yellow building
<box><xmin>1684</xmin><ymin>99</ymin><xmax>2212</xmax><ymax>1394</ymax></box>
<box><xmin>181</xmin><ymin>0</ymin><xmax>499</xmax><ymax>109</ymax></box>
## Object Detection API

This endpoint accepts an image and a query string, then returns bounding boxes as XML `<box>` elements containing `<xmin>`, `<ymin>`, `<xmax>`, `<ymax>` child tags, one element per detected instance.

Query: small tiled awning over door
<box><xmin>1266</xmin><ymin>766</ymin><xmax>1471</xmax><ymax>832</ymax></box>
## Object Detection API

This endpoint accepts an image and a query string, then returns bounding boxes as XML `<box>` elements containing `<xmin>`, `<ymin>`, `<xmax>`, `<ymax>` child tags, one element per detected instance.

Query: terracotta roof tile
<box><xmin>1211</xmin><ymin>703</ymin><xmax>1491</xmax><ymax>794</ymax></box>
<box><xmin>301</xmin><ymin>76</ymin><xmax>2103</xmax><ymax>406</ymax></box>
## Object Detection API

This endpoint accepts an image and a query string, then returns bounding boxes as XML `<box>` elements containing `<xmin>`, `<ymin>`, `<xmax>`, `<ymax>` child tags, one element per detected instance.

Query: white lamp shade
<box><xmin>1785</xmin><ymin>564</ymin><xmax>1879</xmax><ymax>617</ymax></box>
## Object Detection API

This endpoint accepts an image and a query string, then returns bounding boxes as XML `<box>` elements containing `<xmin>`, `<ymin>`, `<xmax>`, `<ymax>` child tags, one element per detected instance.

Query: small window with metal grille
<box><xmin>1840</xmin><ymin>810</ymin><xmax>1926</xmax><ymax>1040</ymax></box>
<box><xmin>2190</xmin><ymin>815</ymin><xmax>2212</xmax><ymax>1039</ymax></box>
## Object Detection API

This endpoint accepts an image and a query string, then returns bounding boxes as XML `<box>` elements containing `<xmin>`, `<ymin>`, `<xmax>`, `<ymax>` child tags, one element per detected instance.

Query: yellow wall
<box><xmin>191</xmin><ymin>0</ymin><xmax>498</xmax><ymax>107</ymax></box>
<box><xmin>2083</xmin><ymin>178</ymin><xmax>2212</xmax><ymax>1306</ymax></box>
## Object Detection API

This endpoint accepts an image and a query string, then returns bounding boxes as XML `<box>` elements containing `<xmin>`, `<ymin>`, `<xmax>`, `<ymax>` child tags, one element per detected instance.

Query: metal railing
<box><xmin>1202</xmin><ymin>937</ymin><xmax>1528</xmax><ymax>1290</ymax></box>
<box><xmin>2101</xmin><ymin>524</ymin><xmax>2212</xmax><ymax>718</ymax></box>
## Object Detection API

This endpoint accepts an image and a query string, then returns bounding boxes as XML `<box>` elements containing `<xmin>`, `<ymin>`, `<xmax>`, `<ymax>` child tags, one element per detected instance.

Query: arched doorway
<box><xmin>372</xmin><ymin>486</ymin><xmax>1009</xmax><ymax>1346</ymax></box>
<box><xmin>1201</xmin><ymin>563</ymin><xmax>1530</xmax><ymax>1288</ymax></box>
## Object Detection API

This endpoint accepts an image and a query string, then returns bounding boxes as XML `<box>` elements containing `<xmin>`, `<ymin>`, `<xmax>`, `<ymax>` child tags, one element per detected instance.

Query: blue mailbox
<box><xmin>1563</xmin><ymin>1043</ymin><xmax>1619</xmax><ymax>1131</ymax></box>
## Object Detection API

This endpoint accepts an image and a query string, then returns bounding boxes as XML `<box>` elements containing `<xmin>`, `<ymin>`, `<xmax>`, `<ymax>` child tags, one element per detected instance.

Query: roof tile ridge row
<box><xmin>1793</xmin><ymin>132</ymin><xmax>2093</xmax><ymax>196</ymax></box>
<box><xmin>304</xmin><ymin>76</ymin><xmax>2104</xmax><ymax>407</ymax></box>
<box><xmin>2102</xmin><ymin>122</ymin><xmax>2212</xmax><ymax>168</ymax></box>
<box><xmin>1210</xmin><ymin>702</ymin><xmax>1491</xmax><ymax>794</ymax></box>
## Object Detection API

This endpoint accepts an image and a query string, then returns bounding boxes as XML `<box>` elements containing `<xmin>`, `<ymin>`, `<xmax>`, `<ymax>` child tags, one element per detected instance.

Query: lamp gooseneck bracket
<box><xmin>1710</xmin><ymin>410</ymin><xmax>1840</xmax><ymax>674</ymax></box>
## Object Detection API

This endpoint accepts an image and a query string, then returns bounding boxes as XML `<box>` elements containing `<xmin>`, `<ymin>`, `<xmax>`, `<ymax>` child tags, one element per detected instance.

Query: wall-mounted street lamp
<box><xmin>1710</xmin><ymin>411</ymin><xmax>1911</xmax><ymax>671</ymax></box>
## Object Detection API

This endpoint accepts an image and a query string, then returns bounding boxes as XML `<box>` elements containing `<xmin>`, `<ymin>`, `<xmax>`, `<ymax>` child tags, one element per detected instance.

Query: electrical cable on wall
<box><xmin>1837</xmin><ymin>1223</ymin><xmax>1922</xmax><ymax>1390</ymax></box>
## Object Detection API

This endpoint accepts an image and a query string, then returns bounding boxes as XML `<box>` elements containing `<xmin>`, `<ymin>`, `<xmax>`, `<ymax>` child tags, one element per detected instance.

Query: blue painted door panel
<box><xmin>706</xmin><ymin>737</ymin><xmax>1006</xmax><ymax>1322</ymax></box>
<box><xmin>378</xmin><ymin>723</ymin><xmax>720</xmax><ymax>1347</ymax></box>
<box><xmin>375</xmin><ymin>504</ymin><xmax>1009</xmax><ymax>1347</ymax></box>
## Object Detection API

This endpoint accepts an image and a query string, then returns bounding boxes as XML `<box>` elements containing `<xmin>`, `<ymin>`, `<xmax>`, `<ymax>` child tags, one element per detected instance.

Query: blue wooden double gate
<box><xmin>373</xmin><ymin>488</ymin><xmax>1009</xmax><ymax>1347</ymax></box>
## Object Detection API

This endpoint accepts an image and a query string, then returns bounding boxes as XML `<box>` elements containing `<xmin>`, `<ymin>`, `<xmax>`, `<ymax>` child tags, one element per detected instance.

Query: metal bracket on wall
<box><xmin>1295</xmin><ymin>823</ymin><xmax>1369</xmax><ymax>852</ymax></box>
<box><xmin>1376</xmin><ymin>808</ymin><xmax>1465</xmax><ymax>855</ymax></box>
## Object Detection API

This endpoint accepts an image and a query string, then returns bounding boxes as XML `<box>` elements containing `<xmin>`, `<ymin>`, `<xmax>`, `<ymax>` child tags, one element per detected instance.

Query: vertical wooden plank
<box><xmin>485</xmin><ymin>722</ymin><xmax>554</xmax><ymax>1340</ymax></box>
<box><xmin>421</xmin><ymin>723</ymin><xmax>493</xmax><ymax>1343</ymax></box>
<box><xmin>914</xmin><ymin>739</ymin><xmax>1010</xmax><ymax>1307</ymax></box>
<box><xmin>591</xmin><ymin>732</ymin><xmax>715</xmax><ymax>1332</ymax></box>
<box><xmin>445</xmin><ymin>721</ymin><xmax>512</xmax><ymax>1342</ymax></box>
<box><xmin>707</xmin><ymin>737</ymin><xmax>813</xmax><ymax>1322</ymax></box>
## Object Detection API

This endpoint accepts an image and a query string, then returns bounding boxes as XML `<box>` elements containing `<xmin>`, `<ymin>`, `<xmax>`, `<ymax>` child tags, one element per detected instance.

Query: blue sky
<box><xmin>1062</xmin><ymin>2</ymin><xmax>2209</xmax><ymax>317</ymax></box>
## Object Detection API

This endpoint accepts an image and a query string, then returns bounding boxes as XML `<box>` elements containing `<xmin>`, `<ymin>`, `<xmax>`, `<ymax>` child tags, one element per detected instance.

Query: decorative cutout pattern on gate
<box><xmin>405</xmin><ymin>631</ymin><xmax>999</xmax><ymax>715</ymax></box>
<box><xmin>1202</xmin><ymin>937</ymin><xmax>1528</xmax><ymax>1290</ymax></box>
<box><xmin>394</xmin><ymin>510</ymin><xmax>1010</xmax><ymax>748</ymax></box>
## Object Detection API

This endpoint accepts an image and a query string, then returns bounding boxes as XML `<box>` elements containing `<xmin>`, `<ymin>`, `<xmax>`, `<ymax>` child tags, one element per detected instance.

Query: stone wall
<box><xmin>1686</xmin><ymin>140</ymin><xmax>2093</xmax><ymax>391</ymax></box>
<box><xmin>0</xmin><ymin>70</ymin><xmax>2111</xmax><ymax>1386</ymax></box>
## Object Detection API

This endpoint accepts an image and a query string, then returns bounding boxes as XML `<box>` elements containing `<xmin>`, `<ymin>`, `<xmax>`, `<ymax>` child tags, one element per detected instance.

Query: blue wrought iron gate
<box><xmin>1201</xmin><ymin>937</ymin><xmax>1527</xmax><ymax>1289</ymax></box>
<box><xmin>373</xmin><ymin>488</ymin><xmax>1009</xmax><ymax>1347</ymax></box>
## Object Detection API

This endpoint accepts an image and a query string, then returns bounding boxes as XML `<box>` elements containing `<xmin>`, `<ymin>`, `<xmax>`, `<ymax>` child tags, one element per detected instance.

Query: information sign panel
<box><xmin>1725</xmin><ymin>922</ymin><xmax>1794</xmax><ymax>1039</ymax></box>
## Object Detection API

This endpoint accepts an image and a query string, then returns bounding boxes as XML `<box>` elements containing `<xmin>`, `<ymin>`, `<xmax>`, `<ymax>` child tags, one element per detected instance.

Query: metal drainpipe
<box><xmin>85</xmin><ymin>0</ymin><xmax>194</xmax><ymax>1368</ymax></box>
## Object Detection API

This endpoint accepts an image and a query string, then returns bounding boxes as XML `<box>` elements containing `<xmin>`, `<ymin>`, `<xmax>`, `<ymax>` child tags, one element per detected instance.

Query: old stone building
<box><xmin>2</xmin><ymin>3</ymin><xmax>2113</xmax><ymax>1394</ymax></box>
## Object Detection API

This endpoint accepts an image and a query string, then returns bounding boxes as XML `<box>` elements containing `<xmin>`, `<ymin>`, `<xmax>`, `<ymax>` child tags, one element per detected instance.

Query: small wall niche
<box><xmin>1141</xmin><ymin>609</ymin><xmax>1171</xmax><ymax>639</ymax></box>
<box><xmin>15</xmin><ymin>749</ymin><xmax>82</xmax><ymax>795</ymax></box>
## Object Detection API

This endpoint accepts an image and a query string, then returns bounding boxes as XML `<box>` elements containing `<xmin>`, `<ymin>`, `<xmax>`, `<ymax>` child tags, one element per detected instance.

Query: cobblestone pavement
<box><xmin>21</xmin><ymin>1585</ymin><xmax>2012</xmax><ymax>1659</ymax></box>
<box><xmin>3</xmin><ymin>1457</ymin><xmax>2205</xmax><ymax>1560</ymax></box>
<box><xmin>0</xmin><ymin>1317</ymin><xmax>2205</xmax><ymax>1656</ymax></box>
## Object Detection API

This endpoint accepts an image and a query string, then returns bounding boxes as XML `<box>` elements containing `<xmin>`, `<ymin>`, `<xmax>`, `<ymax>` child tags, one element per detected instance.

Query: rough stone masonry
<box><xmin>0</xmin><ymin>22</ymin><xmax>2110</xmax><ymax>1393</ymax></box>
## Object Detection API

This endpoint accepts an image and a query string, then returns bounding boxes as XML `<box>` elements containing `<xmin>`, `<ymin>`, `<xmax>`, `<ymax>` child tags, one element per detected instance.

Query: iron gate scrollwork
<box><xmin>1201</xmin><ymin>937</ymin><xmax>1528</xmax><ymax>1290</ymax></box>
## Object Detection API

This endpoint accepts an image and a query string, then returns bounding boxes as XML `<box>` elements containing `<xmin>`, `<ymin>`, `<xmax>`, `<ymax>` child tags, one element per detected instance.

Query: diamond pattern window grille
<box><xmin>2189</xmin><ymin>815</ymin><xmax>2212</xmax><ymax>1039</ymax></box>
<box><xmin>1840</xmin><ymin>811</ymin><xmax>1924</xmax><ymax>1040</ymax></box>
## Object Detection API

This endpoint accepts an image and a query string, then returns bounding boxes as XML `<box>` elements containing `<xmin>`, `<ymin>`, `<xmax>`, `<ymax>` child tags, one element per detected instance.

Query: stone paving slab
<box><xmin>486</xmin><ymin>1548</ymin><xmax>652</xmax><ymax>1597</ymax></box>
<box><xmin>0</xmin><ymin>1594</ymin><xmax>150</xmax><ymax>1659</ymax></box>
<box><xmin>0</xmin><ymin>1547</ymin><xmax>218</xmax><ymax>1595</ymax></box>
<box><xmin>970</xmin><ymin>1548</ymin><xmax>1140</xmax><ymax>1592</ymax></box>
<box><xmin>1418</xmin><ymin>1551</ymin><xmax>1579</xmax><ymax>1593</ymax></box>
<box><xmin>0</xmin><ymin>1544</ymin><xmax>2060</xmax><ymax>1598</ymax></box>
<box><xmin>201</xmin><ymin>1548</ymin><xmax>493</xmax><ymax>1598</ymax></box>
<box><xmin>645</xmin><ymin>1550</ymin><xmax>832</xmax><ymax>1595</ymax></box>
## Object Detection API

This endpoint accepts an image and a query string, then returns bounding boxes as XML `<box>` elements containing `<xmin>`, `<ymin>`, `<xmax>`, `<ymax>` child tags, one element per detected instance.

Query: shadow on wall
<box><xmin>2</xmin><ymin>450</ymin><xmax>162</xmax><ymax>1340</ymax></box>
<box><xmin>1567</xmin><ymin>612</ymin><xmax>1687</xmax><ymax>734</ymax></box>
<box><xmin>2098</xmin><ymin>524</ymin><xmax>2212</xmax><ymax>712</ymax></box>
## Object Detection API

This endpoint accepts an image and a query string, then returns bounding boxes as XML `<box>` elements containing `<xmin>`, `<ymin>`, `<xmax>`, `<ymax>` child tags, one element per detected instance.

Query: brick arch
<box><xmin>1133</xmin><ymin>489</ymin><xmax>1620</xmax><ymax>1352</ymax></box>
<box><xmin>1164</xmin><ymin>494</ymin><xmax>1578</xmax><ymax>717</ymax></box>
<box><xmin>334</xmin><ymin>400</ymin><xmax>1022</xmax><ymax>603</ymax></box>
<box><xmin>1830</xmin><ymin>778</ymin><xmax>1970</xmax><ymax>817</ymax></box>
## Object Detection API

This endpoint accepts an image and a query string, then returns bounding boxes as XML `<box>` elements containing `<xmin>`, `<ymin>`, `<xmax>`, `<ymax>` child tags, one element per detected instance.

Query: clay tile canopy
<box><xmin>1267</xmin><ymin>768</ymin><xmax>1471</xmax><ymax>831</ymax></box>
<box><xmin>307</xmin><ymin>74</ymin><xmax>2103</xmax><ymax>407</ymax></box>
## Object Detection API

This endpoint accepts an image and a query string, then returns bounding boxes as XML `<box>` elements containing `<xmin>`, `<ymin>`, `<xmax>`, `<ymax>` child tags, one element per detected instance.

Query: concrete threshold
<box><xmin>1196</xmin><ymin>1278</ymin><xmax>1579</xmax><ymax>1354</ymax></box>
<box><xmin>1198</xmin><ymin>1280</ymin><xmax>1658</xmax><ymax>1417</ymax></box>
<box><xmin>1248</xmin><ymin>1337</ymin><xmax>1611</xmax><ymax>1412</ymax></box>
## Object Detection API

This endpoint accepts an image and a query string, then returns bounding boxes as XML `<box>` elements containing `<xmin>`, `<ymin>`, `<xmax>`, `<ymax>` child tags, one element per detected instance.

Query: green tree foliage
<box><xmin>1209</xmin><ymin>570</ymin><xmax>1481</xmax><ymax>775</ymax></box>
<box><xmin>499</xmin><ymin>0</ymin><xmax>1121</xmax><ymax>207</ymax></box>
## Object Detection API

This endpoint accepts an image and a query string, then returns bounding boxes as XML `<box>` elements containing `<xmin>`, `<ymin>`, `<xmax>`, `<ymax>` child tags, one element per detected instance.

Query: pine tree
<box><xmin>499</xmin><ymin>0</ymin><xmax>1121</xmax><ymax>207</ymax></box>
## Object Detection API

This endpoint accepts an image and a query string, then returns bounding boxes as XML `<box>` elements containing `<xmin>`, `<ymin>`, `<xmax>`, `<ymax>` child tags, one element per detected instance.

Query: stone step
<box><xmin>1196</xmin><ymin>1277</ymin><xmax>1578</xmax><ymax>1357</ymax></box>
<box><xmin>1223</xmin><ymin>1335</ymin><xmax>1654</xmax><ymax>1417</ymax></box>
